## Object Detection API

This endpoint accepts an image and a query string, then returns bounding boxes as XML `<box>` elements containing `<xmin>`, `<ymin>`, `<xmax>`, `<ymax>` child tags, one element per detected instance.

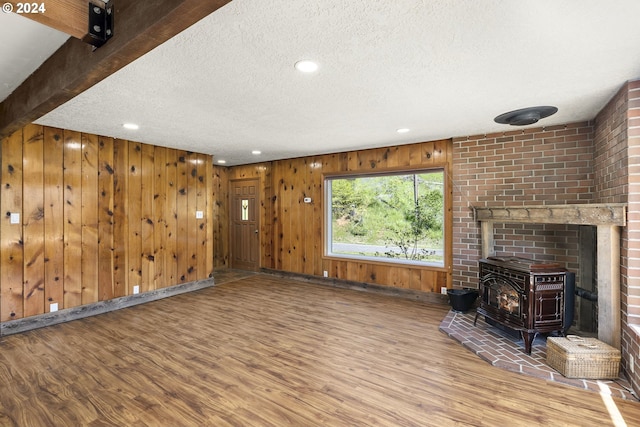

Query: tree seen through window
<box><xmin>326</xmin><ymin>170</ymin><xmax>444</xmax><ymax>266</ymax></box>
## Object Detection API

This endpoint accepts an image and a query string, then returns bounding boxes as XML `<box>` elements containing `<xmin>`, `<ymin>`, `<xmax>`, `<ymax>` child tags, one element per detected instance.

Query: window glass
<box><xmin>325</xmin><ymin>170</ymin><xmax>444</xmax><ymax>266</ymax></box>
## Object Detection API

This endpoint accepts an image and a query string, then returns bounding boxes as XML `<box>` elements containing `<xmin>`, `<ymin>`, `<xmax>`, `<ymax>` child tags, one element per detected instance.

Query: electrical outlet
<box><xmin>441</xmin><ymin>287</ymin><xmax>448</xmax><ymax>295</ymax></box>
<box><xmin>133</xmin><ymin>285</ymin><xmax>140</xmax><ymax>294</ymax></box>
<box><xmin>195</xmin><ymin>210</ymin><xmax>204</xmax><ymax>219</ymax></box>
<box><xmin>323</xmin><ymin>270</ymin><xmax>328</xmax><ymax>277</ymax></box>
<box><xmin>50</xmin><ymin>302</ymin><xmax>58</xmax><ymax>312</ymax></box>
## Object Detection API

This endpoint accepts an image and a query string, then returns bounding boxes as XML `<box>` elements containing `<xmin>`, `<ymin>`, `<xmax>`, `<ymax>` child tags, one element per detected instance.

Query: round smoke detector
<box><xmin>494</xmin><ymin>106</ymin><xmax>558</xmax><ymax>126</ymax></box>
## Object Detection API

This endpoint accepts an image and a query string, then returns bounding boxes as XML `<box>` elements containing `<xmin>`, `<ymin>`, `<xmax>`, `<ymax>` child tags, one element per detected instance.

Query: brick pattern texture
<box><xmin>605</xmin><ymin>80</ymin><xmax>640</xmax><ymax>394</ymax></box>
<box><xmin>452</xmin><ymin>122</ymin><xmax>595</xmax><ymax>290</ymax></box>
<box><xmin>628</xmin><ymin>80</ymin><xmax>640</xmax><ymax>394</ymax></box>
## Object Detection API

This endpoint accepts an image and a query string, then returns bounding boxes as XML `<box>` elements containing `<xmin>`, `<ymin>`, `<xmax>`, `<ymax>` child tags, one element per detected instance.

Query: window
<box><xmin>325</xmin><ymin>169</ymin><xmax>444</xmax><ymax>267</ymax></box>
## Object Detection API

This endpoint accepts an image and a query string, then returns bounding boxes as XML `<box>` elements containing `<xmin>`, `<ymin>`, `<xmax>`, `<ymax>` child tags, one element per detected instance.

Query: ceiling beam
<box><xmin>0</xmin><ymin>0</ymin><xmax>232</xmax><ymax>138</ymax></box>
<box><xmin>5</xmin><ymin>0</ymin><xmax>106</xmax><ymax>40</ymax></box>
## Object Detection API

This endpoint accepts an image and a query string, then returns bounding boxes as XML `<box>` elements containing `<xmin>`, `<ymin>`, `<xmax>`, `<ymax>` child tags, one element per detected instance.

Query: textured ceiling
<box><xmin>10</xmin><ymin>0</ymin><xmax>640</xmax><ymax>165</ymax></box>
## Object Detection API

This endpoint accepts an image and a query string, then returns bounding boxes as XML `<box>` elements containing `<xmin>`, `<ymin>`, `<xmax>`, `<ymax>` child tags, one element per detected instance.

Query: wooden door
<box><xmin>230</xmin><ymin>179</ymin><xmax>259</xmax><ymax>271</ymax></box>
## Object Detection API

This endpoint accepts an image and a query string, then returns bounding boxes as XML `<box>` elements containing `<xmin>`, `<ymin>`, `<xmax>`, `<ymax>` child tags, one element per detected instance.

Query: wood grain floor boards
<box><xmin>0</xmin><ymin>273</ymin><xmax>639</xmax><ymax>426</ymax></box>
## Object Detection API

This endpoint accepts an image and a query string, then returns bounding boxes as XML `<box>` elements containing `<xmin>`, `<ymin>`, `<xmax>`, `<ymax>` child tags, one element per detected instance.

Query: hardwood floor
<box><xmin>0</xmin><ymin>273</ymin><xmax>639</xmax><ymax>426</ymax></box>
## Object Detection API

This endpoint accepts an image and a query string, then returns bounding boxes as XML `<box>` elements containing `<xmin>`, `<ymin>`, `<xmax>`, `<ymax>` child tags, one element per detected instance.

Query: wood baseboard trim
<box><xmin>0</xmin><ymin>278</ymin><xmax>215</xmax><ymax>337</ymax></box>
<box><xmin>260</xmin><ymin>268</ymin><xmax>448</xmax><ymax>305</ymax></box>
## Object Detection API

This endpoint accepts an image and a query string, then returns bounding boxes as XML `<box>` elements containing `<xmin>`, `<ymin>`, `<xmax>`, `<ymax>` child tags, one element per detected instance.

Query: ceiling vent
<box><xmin>494</xmin><ymin>106</ymin><xmax>558</xmax><ymax>126</ymax></box>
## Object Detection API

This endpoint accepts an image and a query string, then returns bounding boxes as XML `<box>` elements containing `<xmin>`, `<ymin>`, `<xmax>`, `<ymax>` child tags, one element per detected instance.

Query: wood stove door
<box><xmin>479</xmin><ymin>274</ymin><xmax>525</xmax><ymax>328</ymax></box>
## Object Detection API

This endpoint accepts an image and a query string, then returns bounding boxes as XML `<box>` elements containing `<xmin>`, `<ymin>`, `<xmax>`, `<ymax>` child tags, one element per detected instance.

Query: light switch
<box><xmin>195</xmin><ymin>211</ymin><xmax>204</xmax><ymax>219</ymax></box>
<box><xmin>10</xmin><ymin>213</ymin><xmax>20</xmax><ymax>224</ymax></box>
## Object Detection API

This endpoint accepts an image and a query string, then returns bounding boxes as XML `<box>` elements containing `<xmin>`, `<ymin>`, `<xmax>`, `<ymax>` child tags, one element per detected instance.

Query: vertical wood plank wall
<box><xmin>43</xmin><ymin>128</ymin><xmax>64</xmax><ymax>309</ymax></box>
<box><xmin>214</xmin><ymin>139</ymin><xmax>453</xmax><ymax>292</ymax></box>
<box><xmin>0</xmin><ymin>124</ymin><xmax>214</xmax><ymax>322</ymax></box>
<box><xmin>212</xmin><ymin>166</ymin><xmax>230</xmax><ymax>268</ymax></box>
<box><xmin>1</xmin><ymin>129</ymin><xmax>23</xmax><ymax>320</ymax></box>
<box><xmin>22</xmin><ymin>125</ymin><xmax>45</xmax><ymax>317</ymax></box>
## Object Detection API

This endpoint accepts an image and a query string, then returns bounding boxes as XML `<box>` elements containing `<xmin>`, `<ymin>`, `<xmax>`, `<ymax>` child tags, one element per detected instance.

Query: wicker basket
<box><xmin>547</xmin><ymin>336</ymin><xmax>621</xmax><ymax>379</ymax></box>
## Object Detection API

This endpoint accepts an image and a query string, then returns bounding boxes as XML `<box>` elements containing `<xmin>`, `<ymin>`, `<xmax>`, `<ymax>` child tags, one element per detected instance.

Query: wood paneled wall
<box><xmin>215</xmin><ymin>140</ymin><xmax>453</xmax><ymax>292</ymax></box>
<box><xmin>0</xmin><ymin>124</ymin><xmax>213</xmax><ymax>321</ymax></box>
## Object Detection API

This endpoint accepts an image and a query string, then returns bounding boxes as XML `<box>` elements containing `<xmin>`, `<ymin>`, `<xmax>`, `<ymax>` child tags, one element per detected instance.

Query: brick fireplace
<box><xmin>473</xmin><ymin>203</ymin><xmax>626</xmax><ymax>349</ymax></box>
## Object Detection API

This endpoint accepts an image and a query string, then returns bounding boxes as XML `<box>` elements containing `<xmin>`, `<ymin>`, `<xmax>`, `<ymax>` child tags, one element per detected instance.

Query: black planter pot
<box><xmin>447</xmin><ymin>288</ymin><xmax>479</xmax><ymax>313</ymax></box>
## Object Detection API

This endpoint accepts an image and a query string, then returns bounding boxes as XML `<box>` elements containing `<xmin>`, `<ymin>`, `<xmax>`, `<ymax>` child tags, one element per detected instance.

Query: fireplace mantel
<box><xmin>473</xmin><ymin>203</ymin><xmax>626</xmax><ymax>226</ymax></box>
<box><xmin>472</xmin><ymin>203</ymin><xmax>628</xmax><ymax>349</ymax></box>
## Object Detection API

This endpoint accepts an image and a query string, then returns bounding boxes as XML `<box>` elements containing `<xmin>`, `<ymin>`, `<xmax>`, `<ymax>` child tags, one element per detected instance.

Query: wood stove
<box><xmin>474</xmin><ymin>256</ymin><xmax>572</xmax><ymax>354</ymax></box>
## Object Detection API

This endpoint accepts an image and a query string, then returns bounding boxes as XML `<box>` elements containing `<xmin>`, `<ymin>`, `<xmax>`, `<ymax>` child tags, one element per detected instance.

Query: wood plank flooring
<box><xmin>1</xmin><ymin>272</ymin><xmax>639</xmax><ymax>426</ymax></box>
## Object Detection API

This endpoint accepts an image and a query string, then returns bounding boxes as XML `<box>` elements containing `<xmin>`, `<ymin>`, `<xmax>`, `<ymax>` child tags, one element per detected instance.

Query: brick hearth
<box><xmin>439</xmin><ymin>309</ymin><xmax>638</xmax><ymax>401</ymax></box>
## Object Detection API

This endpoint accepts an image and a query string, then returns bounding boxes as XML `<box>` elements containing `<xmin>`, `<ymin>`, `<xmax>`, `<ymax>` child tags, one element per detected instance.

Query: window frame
<box><xmin>323</xmin><ymin>166</ymin><xmax>450</xmax><ymax>270</ymax></box>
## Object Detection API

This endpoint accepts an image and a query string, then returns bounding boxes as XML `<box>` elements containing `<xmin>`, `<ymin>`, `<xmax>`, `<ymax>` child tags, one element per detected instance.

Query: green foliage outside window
<box><xmin>326</xmin><ymin>170</ymin><xmax>444</xmax><ymax>266</ymax></box>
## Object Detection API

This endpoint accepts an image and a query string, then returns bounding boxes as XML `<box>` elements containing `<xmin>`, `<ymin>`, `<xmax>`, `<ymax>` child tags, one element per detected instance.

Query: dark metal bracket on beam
<box><xmin>83</xmin><ymin>1</ymin><xmax>114</xmax><ymax>48</ymax></box>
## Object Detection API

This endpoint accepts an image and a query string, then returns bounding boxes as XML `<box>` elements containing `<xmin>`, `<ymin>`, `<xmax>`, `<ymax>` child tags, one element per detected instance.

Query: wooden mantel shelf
<box><xmin>472</xmin><ymin>202</ymin><xmax>628</xmax><ymax>350</ymax></box>
<box><xmin>473</xmin><ymin>203</ymin><xmax>627</xmax><ymax>226</ymax></box>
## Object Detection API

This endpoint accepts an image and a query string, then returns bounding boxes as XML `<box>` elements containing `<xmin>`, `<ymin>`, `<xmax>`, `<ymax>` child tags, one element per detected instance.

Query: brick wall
<box><xmin>627</xmin><ymin>80</ymin><xmax>640</xmax><ymax>394</ymax></box>
<box><xmin>601</xmin><ymin>80</ymin><xmax>640</xmax><ymax>393</ymax></box>
<box><xmin>452</xmin><ymin>122</ymin><xmax>595</xmax><ymax>289</ymax></box>
<box><xmin>594</xmin><ymin>84</ymin><xmax>629</xmax><ymax>203</ymax></box>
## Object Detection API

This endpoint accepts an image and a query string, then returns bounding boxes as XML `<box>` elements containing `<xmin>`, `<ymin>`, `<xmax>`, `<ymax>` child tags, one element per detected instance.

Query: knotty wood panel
<box><xmin>260</xmin><ymin>164</ymin><xmax>274</xmax><ymax>269</ymax></box>
<box><xmin>218</xmin><ymin>139</ymin><xmax>454</xmax><ymax>292</ymax></box>
<box><xmin>389</xmin><ymin>265</ymin><xmax>410</xmax><ymax>289</ymax></box>
<box><xmin>98</xmin><ymin>136</ymin><xmax>115</xmax><ymax>301</ymax></box>
<box><xmin>153</xmin><ymin>146</ymin><xmax>167</xmax><ymax>289</ymax></box>
<box><xmin>176</xmin><ymin>153</ymin><xmax>189</xmax><ymax>283</ymax></box>
<box><xmin>63</xmin><ymin>130</ymin><xmax>83</xmax><ymax>308</ymax></box>
<box><xmin>43</xmin><ymin>127</ymin><xmax>64</xmax><ymax>309</ymax></box>
<box><xmin>0</xmin><ymin>126</ymin><xmax>215</xmax><ymax>322</ymax></box>
<box><xmin>288</xmin><ymin>160</ymin><xmax>301</xmax><ymax>273</ymax></box>
<box><xmin>22</xmin><ymin>124</ymin><xmax>45</xmax><ymax>317</ymax></box>
<box><xmin>204</xmin><ymin>156</ymin><xmax>214</xmax><ymax>277</ymax></box>
<box><xmin>323</xmin><ymin>258</ymin><xmax>447</xmax><ymax>293</ymax></box>
<box><xmin>195</xmin><ymin>153</ymin><xmax>208</xmax><ymax>279</ymax></box>
<box><xmin>408</xmin><ymin>269</ymin><xmax>422</xmax><ymax>291</ymax></box>
<box><xmin>212</xmin><ymin>164</ymin><xmax>229</xmax><ymax>268</ymax></box>
<box><xmin>275</xmin><ymin>161</ymin><xmax>285</xmax><ymax>269</ymax></box>
<box><xmin>296</xmin><ymin>157</ymin><xmax>319</xmax><ymax>276</ymax></box>
<box><xmin>385</xmin><ymin>145</ymin><xmax>411</xmax><ymax>168</ymax></box>
<box><xmin>112</xmin><ymin>138</ymin><xmax>129</xmax><ymax>298</ymax></box>
<box><xmin>1</xmin><ymin>129</ymin><xmax>24</xmax><ymax>321</ymax></box>
<box><xmin>81</xmin><ymin>132</ymin><xmax>99</xmax><ymax>304</ymax></box>
<box><xmin>282</xmin><ymin>161</ymin><xmax>295</xmax><ymax>272</ymax></box>
<box><xmin>165</xmin><ymin>149</ymin><xmax>178</xmax><ymax>286</ymax></box>
<box><xmin>140</xmin><ymin>143</ymin><xmax>155</xmax><ymax>293</ymax></box>
<box><xmin>128</xmin><ymin>142</ymin><xmax>142</xmax><ymax>294</ymax></box>
<box><xmin>187</xmin><ymin>152</ymin><xmax>198</xmax><ymax>281</ymax></box>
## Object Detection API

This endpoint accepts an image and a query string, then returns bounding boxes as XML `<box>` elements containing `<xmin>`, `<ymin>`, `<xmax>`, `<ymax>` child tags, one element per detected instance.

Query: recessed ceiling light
<box><xmin>217</xmin><ymin>159</ymin><xmax>226</xmax><ymax>164</ymax></box>
<box><xmin>397</xmin><ymin>128</ymin><xmax>410</xmax><ymax>133</ymax></box>
<box><xmin>123</xmin><ymin>123</ymin><xmax>139</xmax><ymax>130</ymax></box>
<box><xmin>252</xmin><ymin>150</ymin><xmax>261</xmax><ymax>155</ymax></box>
<box><xmin>295</xmin><ymin>60</ymin><xmax>318</xmax><ymax>73</ymax></box>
